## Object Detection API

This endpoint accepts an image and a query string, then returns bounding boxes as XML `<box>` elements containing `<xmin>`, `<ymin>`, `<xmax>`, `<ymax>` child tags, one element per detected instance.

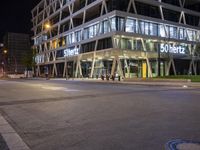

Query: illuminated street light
<box><xmin>3</xmin><ymin>49</ymin><xmax>8</xmax><ymax>54</ymax></box>
<box><xmin>45</xmin><ymin>23</ymin><xmax>51</xmax><ymax>30</ymax></box>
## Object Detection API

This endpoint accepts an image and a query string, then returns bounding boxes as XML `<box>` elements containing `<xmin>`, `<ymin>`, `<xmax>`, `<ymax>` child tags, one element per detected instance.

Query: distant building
<box><xmin>0</xmin><ymin>43</ymin><xmax>4</xmax><ymax>77</ymax></box>
<box><xmin>32</xmin><ymin>0</ymin><xmax>200</xmax><ymax>78</ymax></box>
<box><xmin>3</xmin><ymin>32</ymin><xmax>31</xmax><ymax>74</ymax></box>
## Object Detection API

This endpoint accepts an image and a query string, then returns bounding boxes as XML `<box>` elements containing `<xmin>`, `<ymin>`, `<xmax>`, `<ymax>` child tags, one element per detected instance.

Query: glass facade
<box><xmin>35</xmin><ymin>15</ymin><xmax>199</xmax><ymax>48</ymax></box>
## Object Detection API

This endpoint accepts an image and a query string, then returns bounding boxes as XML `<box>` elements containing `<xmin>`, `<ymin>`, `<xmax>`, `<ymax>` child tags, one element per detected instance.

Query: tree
<box><xmin>195</xmin><ymin>44</ymin><xmax>200</xmax><ymax>57</ymax></box>
<box><xmin>21</xmin><ymin>48</ymin><xmax>36</xmax><ymax>77</ymax></box>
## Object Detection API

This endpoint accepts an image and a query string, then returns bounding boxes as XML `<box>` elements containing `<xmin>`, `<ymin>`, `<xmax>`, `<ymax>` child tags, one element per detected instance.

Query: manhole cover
<box><xmin>166</xmin><ymin>139</ymin><xmax>200</xmax><ymax>150</ymax></box>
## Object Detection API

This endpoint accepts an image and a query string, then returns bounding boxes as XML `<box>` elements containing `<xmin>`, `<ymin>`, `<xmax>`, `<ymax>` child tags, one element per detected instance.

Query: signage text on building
<box><xmin>64</xmin><ymin>48</ymin><xmax>79</xmax><ymax>57</ymax></box>
<box><xmin>160</xmin><ymin>44</ymin><xmax>186</xmax><ymax>54</ymax></box>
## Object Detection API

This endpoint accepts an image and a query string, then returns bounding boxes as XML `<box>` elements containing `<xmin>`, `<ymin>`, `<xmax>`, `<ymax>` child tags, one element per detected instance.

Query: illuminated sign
<box><xmin>64</xmin><ymin>48</ymin><xmax>79</xmax><ymax>57</ymax></box>
<box><xmin>160</xmin><ymin>44</ymin><xmax>185</xmax><ymax>54</ymax></box>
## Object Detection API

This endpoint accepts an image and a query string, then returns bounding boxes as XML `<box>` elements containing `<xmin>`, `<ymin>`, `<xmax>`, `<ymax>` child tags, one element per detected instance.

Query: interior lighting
<box><xmin>45</xmin><ymin>23</ymin><xmax>51</xmax><ymax>30</ymax></box>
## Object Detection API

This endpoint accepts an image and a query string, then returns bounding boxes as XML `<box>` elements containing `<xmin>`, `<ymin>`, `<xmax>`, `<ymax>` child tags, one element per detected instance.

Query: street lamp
<box><xmin>2</xmin><ymin>49</ymin><xmax>8</xmax><ymax>77</ymax></box>
<box><xmin>44</xmin><ymin>22</ymin><xmax>51</xmax><ymax>79</ymax></box>
<box><xmin>44</xmin><ymin>23</ymin><xmax>51</xmax><ymax>30</ymax></box>
<box><xmin>3</xmin><ymin>49</ymin><xmax>7</xmax><ymax>54</ymax></box>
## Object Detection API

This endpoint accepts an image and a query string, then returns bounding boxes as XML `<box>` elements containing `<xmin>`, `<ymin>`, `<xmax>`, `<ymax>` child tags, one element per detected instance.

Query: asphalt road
<box><xmin>0</xmin><ymin>79</ymin><xmax>200</xmax><ymax>150</ymax></box>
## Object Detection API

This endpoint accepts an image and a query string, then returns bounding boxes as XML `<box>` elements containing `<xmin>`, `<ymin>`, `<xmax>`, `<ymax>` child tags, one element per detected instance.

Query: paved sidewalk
<box><xmin>0</xmin><ymin>114</ymin><xmax>30</xmax><ymax>150</ymax></box>
<box><xmin>28</xmin><ymin>77</ymin><xmax>200</xmax><ymax>88</ymax></box>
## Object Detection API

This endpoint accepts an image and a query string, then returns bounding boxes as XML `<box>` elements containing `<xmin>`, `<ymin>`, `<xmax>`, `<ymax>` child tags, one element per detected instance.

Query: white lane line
<box><xmin>0</xmin><ymin>115</ymin><xmax>30</xmax><ymax>150</ymax></box>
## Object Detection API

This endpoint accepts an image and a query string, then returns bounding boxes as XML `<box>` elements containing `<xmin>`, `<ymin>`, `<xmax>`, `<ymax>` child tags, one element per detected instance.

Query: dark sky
<box><xmin>0</xmin><ymin>0</ymin><xmax>41</xmax><ymax>42</ymax></box>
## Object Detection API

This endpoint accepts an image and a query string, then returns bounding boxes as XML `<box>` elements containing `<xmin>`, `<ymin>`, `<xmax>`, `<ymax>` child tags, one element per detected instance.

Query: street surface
<box><xmin>0</xmin><ymin>79</ymin><xmax>200</xmax><ymax>150</ymax></box>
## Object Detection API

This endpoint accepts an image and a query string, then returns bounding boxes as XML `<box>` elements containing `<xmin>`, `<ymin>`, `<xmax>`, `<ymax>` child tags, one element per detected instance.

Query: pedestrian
<box><xmin>45</xmin><ymin>67</ymin><xmax>49</xmax><ymax>80</ymax></box>
<box><xmin>112</xmin><ymin>75</ymin><xmax>115</xmax><ymax>81</ymax></box>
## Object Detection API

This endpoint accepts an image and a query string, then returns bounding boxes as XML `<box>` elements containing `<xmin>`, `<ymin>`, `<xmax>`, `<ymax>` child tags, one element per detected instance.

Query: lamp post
<box><xmin>44</xmin><ymin>22</ymin><xmax>51</xmax><ymax>79</ymax></box>
<box><xmin>2</xmin><ymin>49</ymin><xmax>7</xmax><ymax>77</ymax></box>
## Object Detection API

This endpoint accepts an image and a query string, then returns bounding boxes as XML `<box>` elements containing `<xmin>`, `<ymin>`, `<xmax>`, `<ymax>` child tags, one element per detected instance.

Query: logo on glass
<box><xmin>160</xmin><ymin>43</ymin><xmax>186</xmax><ymax>54</ymax></box>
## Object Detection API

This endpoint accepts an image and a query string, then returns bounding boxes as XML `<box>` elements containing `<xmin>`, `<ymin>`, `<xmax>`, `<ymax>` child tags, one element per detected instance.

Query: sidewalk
<box><xmin>47</xmin><ymin>77</ymin><xmax>200</xmax><ymax>88</ymax></box>
<box><xmin>3</xmin><ymin>77</ymin><xmax>200</xmax><ymax>88</ymax></box>
<box><xmin>0</xmin><ymin>114</ymin><xmax>30</xmax><ymax>150</ymax></box>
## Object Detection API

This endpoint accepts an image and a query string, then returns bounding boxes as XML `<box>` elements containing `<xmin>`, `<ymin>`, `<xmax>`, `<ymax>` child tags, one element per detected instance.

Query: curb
<box><xmin>4</xmin><ymin>78</ymin><xmax>200</xmax><ymax>88</ymax></box>
<box><xmin>0</xmin><ymin>114</ymin><xmax>30</xmax><ymax>150</ymax></box>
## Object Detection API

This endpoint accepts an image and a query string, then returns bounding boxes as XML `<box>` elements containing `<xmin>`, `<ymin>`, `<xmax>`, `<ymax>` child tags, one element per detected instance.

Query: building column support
<box><xmin>75</xmin><ymin>55</ymin><xmax>82</xmax><ymax>78</ymax></box>
<box><xmin>36</xmin><ymin>65</ymin><xmax>41</xmax><ymax>77</ymax></box>
<box><xmin>116</xmin><ymin>57</ymin><xmax>124</xmax><ymax>78</ymax></box>
<box><xmin>166</xmin><ymin>57</ymin><xmax>177</xmax><ymax>76</ymax></box>
<box><xmin>90</xmin><ymin>56</ymin><xmax>96</xmax><ymax>78</ymax></box>
<box><xmin>188</xmin><ymin>59</ymin><xmax>197</xmax><ymax>75</ymax></box>
<box><xmin>124</xmin><ymin>58</ymin><xmax>130</xmax><ymax>78</ymax></box>
<box><xmin>63</xmin><ymin>57</ymin><xmax>68</xmax><ymax>78</ymax></box>
<box><xmin>52</xmin><ymin>63</ymin><xmax>58</xmax><ymax>77</ymax></box>
<box><xmin>188</xmin><ymin>45</ymin><xmax>197</xmax><ymax>76</ymax></box>
<box><xmin>146</xmin><ymin>56</ymin><xmax>153</xmax><ymax>78</ymax></box>
<box><xmin>111</xmin><ymin>56</ymin><xmax>117</xmax><ymax>77</ymax></box>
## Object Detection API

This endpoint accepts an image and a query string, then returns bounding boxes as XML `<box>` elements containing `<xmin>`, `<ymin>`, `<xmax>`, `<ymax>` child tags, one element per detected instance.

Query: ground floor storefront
<box><xmin>35</xmin><ymin>49</ymin><xmax>200</xmax><ymax>79</ymax></box>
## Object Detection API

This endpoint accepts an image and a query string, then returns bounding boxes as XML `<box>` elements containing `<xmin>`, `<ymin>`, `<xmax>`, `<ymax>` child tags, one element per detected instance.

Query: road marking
<box><xmin>42</xmin><ymin>86</ymin><xmax>79</xmax><ymax>92</ymax></box>
<box><xmin>0</xmin><ymin>114</ymin><xmax>30</xmax><ymax>150</ymax></box>
<box><xmin>177</xmin><ymin>143</ymin><xmax>200</xmax><ymax>150</ymax></box>
<box><xmin>166</xmin><ymin>139</ymin><xmax>200</xmax><ymax>150</ymax></box>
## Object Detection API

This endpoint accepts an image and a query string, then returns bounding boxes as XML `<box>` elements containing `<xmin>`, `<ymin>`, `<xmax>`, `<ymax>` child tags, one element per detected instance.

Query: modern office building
<box><xmin>3</xmin><ymin>32</ymin><xmax>31</xmax><ymax>74</ymax></box>
<box><xmin>32</xmin><ymin>0</ymin><xmax>200</xmax><ymax>79</ymax></box>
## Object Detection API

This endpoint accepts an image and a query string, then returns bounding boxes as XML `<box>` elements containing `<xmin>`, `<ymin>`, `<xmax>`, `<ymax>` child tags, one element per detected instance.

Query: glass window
<box><xmin>169</xmin><ymin>26</ymin><xmax>177</xmax><ymax>39</ymax></box>
<box><xmin>187</xmin><ymin>30</ymin><xmax>193</xmax><ymax>41</ymax></box>
<box><xmin>99</xmin><ymin>22</ymin><xmax>103</xmax><ymax>34</ymax></box>
<box><xmin>179</xmin><ymin>28</ymin><xmax>185</xmax><ymax>40</ymax></box>
<box><xmin>75</xmin><ymin>30</ymin><xmax>81</xmax><ymax>42</ymax></box>
<box><xmin>126</xmin><ymin>18</ymin><xmax>136</xmax><ymax>33</ymax></box>
<box><xmin>111</xmin><ymin>17</ymin><xmax>116</xmax><ymax>31</ymax></box>
<box><xmin>67</xmin><ymin>33</ymin><xmax>75</xmax><ymax>44</ymax></box>
<box><xmin>192</xmin><ymin>30</ymin><xmax>197</xmax><ymax>41</ymax></box>
<box><xmin>150</xmin><ymin>23</ymin><xmax>158</xmax><ymax>36</ymax></box>
<box><xmin>66</xmin><ymin>35</ymin><xmax>69</xmax><ymax>44</ymax></box>
<box><xmin>127</xmin><ymin>39</ymin><xmax>133</xmax><ymax>49</ymax></box>
<box><xmin>104</xmin><ymin>20</ymin><xmax>109</xmax><ymax>33</ymax></box>
<box><xmin>93</xmin><ymin>24</ymin><xmax>97</xmax><ymax>36</ymax></box>
<box><xmin>116</xmin><ymin>17</ymin><xmax>125</xmax><ymax>31</ymax></box>
<box><xmin>83</xmin><ymin>28</ymin><xmax>89</xmax><ymax>40</ymax></box>
<box><xmin>121</xmin><ymin>38</ymin><xmax>127</xmax><ymax>49</ymax></box>
<box><xmin>144</xmin><ymin>22</ymin><xmax>149</xmax><ymax>35</ymax></box>
<box><xmin>136</xmin><ymin>40</ymin><xmax>143</xmax><ymax>51</ymax></box>
<box><xmin>139</xmin><ymin>21</ymin><xmax>145</xmax><ymax>34</ymax></box>
<box><xmin>89</xmin><ymin>26</ymin><xmax>94</xmax><ymax>38</ymax></box>
<box><xmin>100</xmin><ymin>20</ymin><xmax>110</xmax><ymax>34</ymax></box>
<box><xmin>159</xmin><ymin>24</ymin><xmax>166</xmax><ymax>37</ymax></box>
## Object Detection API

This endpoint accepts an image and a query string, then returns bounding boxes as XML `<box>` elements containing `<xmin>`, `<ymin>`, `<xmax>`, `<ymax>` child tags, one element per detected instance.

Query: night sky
<box><xmin>0</xmin><ymin>0</ymin><xmax>41</xmax><ymax>42</ymax></box>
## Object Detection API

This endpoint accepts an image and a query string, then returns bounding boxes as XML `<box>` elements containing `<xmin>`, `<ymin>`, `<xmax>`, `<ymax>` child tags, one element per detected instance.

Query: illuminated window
<box><xmin>159</xmin><ymin>24</ymin><xmax>166</xmax><ymax>37</ymax></box>
<box><xmin>126</xmin><ymin>18</ymin><xmax>136</xmax><ymax>33</ymax></box>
